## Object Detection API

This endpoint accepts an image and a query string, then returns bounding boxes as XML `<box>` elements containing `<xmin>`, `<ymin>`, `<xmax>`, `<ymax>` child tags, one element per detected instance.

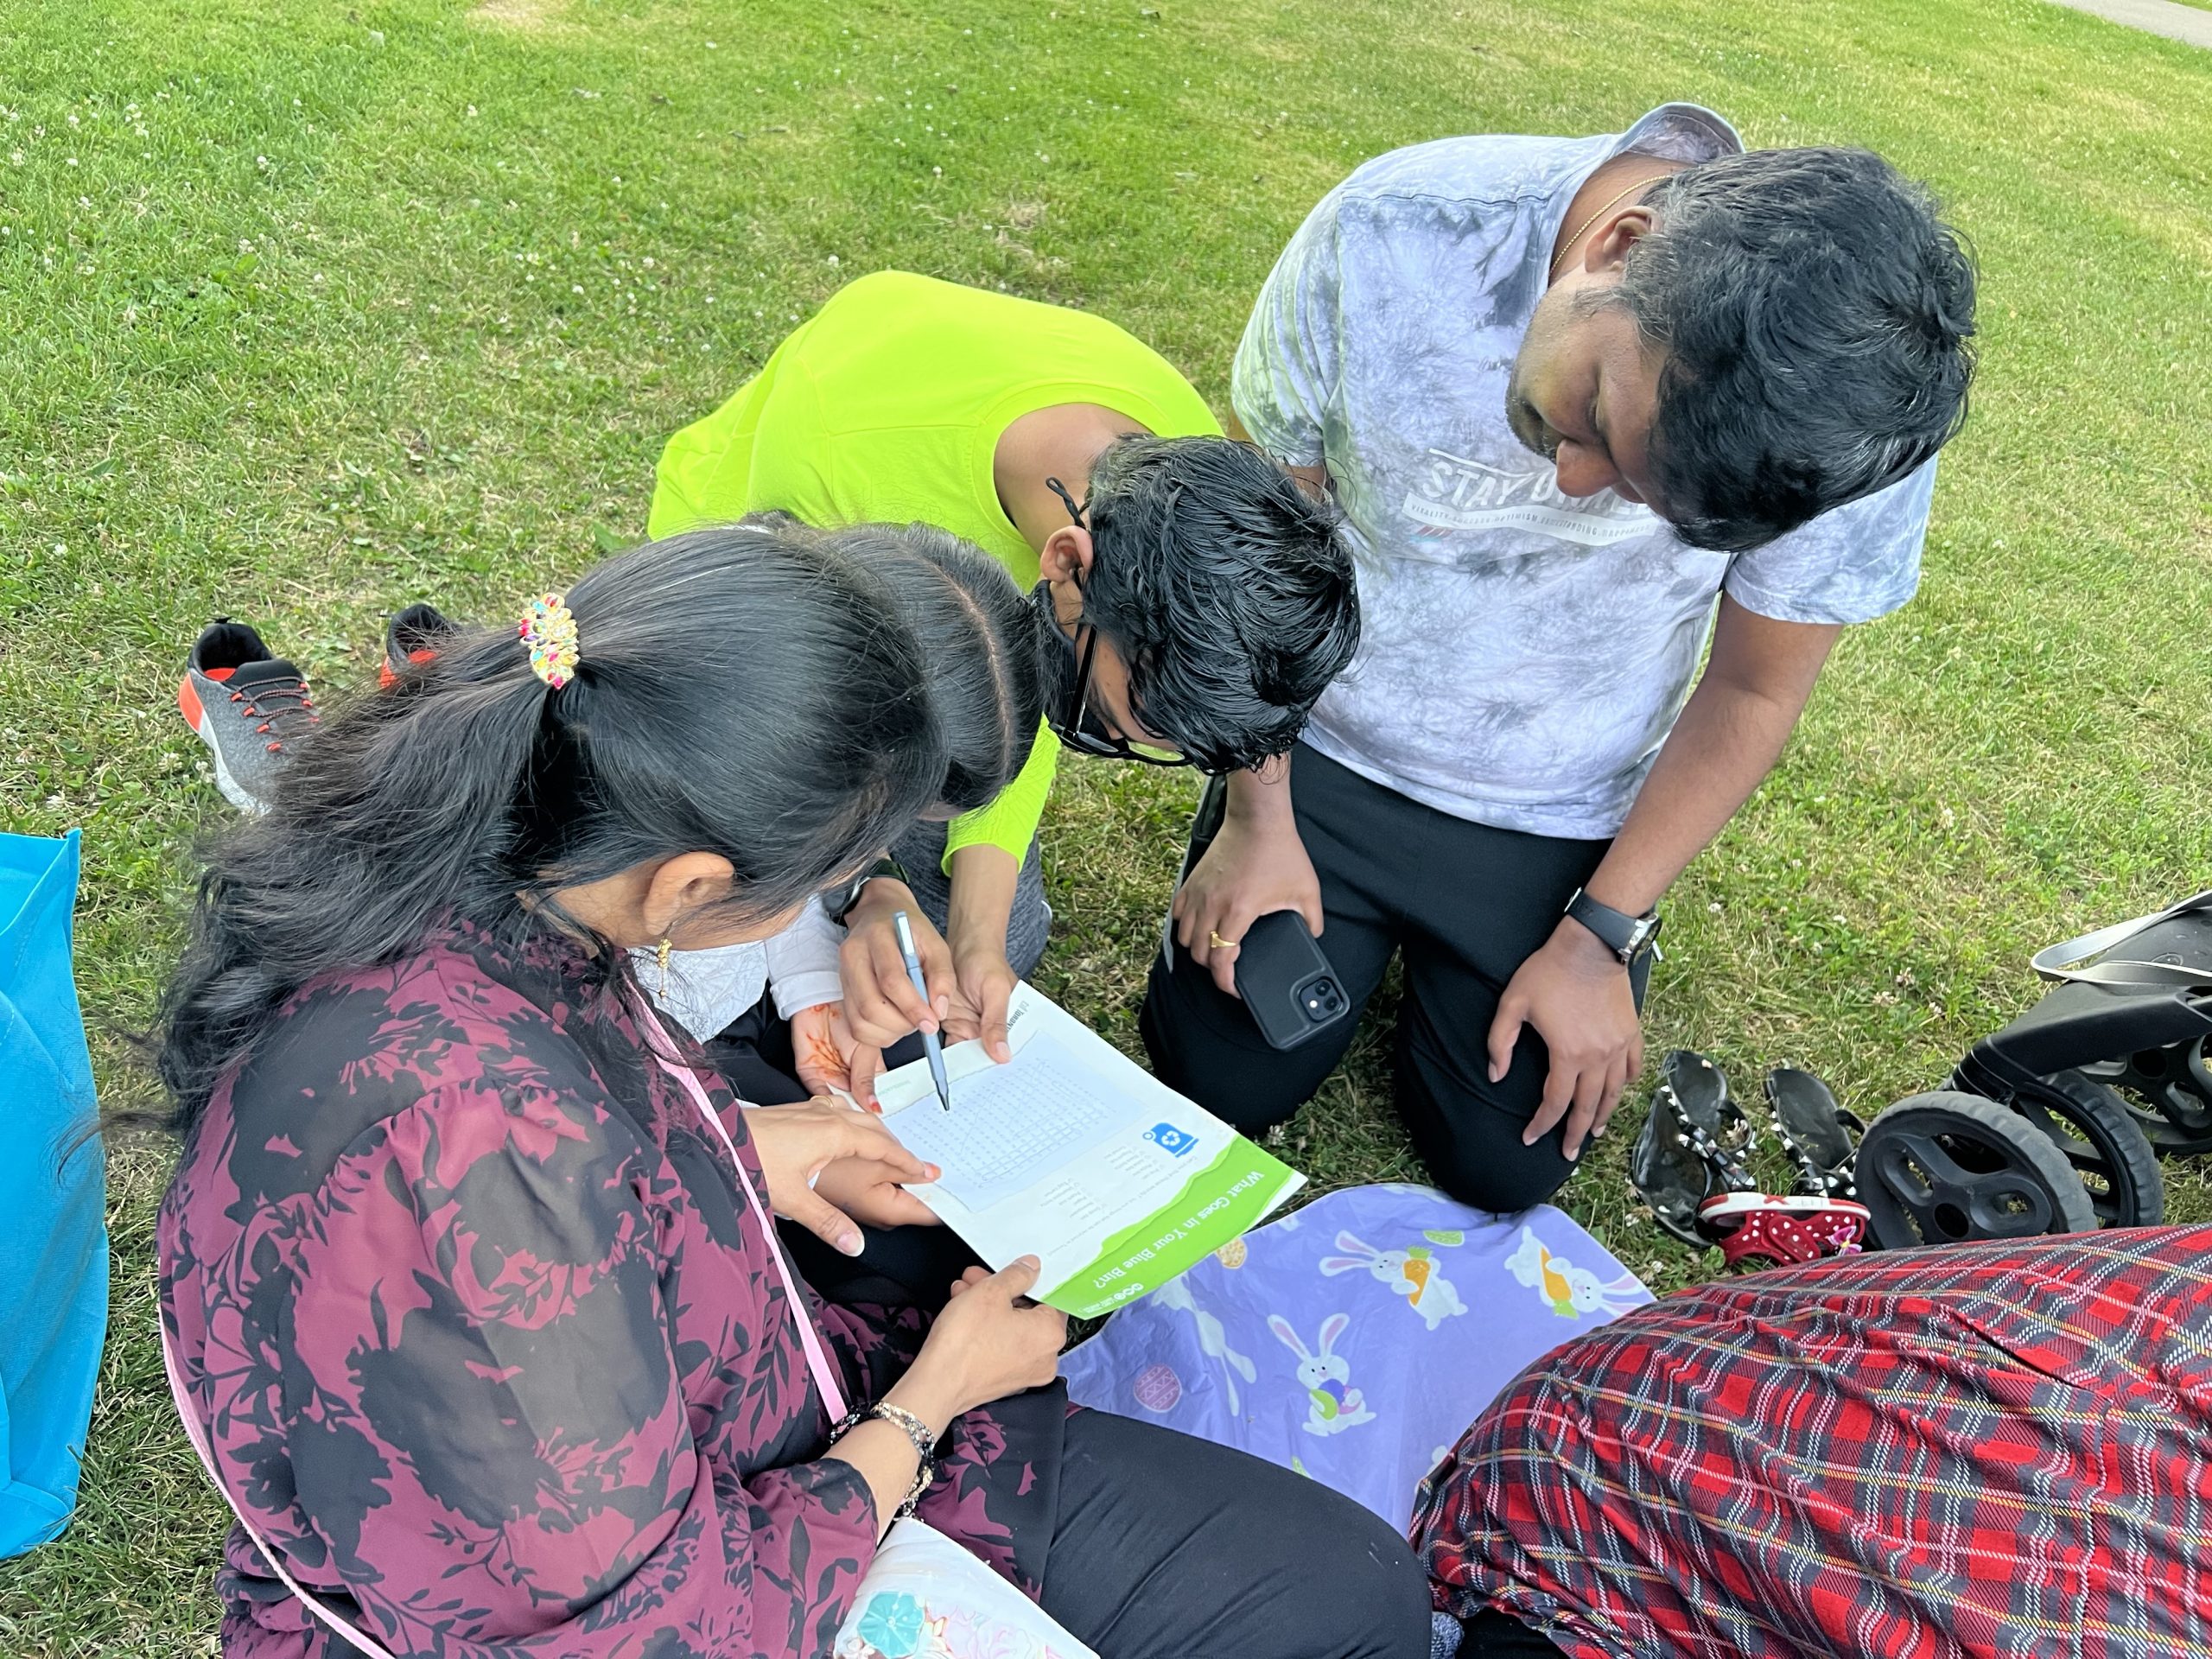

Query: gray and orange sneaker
<box><xmin>177</xmin><ymin>618</ymin><xmax>319</xmax><ymax>812</ymax></box>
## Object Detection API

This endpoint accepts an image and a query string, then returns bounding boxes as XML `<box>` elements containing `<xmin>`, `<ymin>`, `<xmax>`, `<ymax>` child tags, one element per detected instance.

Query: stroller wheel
<box><xmin>1859</xmin><ymin>1091</ymin><xmax>2096</xmax><ymax>1249</ymax></box>
<box><xmin>2005</xmin><ymin>1070</ymin><xmax>2164</xmax><ymax>1228</ymax></box>
<box><xmin>2078</xmin><ymin>1037</ymin><xmax>2212</xmax><ymax>1157</ymax></box>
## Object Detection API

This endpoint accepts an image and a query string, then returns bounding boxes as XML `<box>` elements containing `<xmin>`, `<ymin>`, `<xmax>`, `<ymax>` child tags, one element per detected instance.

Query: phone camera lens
<box><xmin>1304</xmin><ymin>978</ymin><xmax>1344</xmax><ymax>1020</ymax></box>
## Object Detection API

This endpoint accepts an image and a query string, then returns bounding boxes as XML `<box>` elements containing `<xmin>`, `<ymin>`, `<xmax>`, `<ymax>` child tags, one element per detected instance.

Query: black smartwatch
<box><xmin>826</xmin><ymin>856</ymin><xmax>908</xmax><ymax>927</ymax></box>
<box><xmin>1563</xmin><ymin>887</ymin><xmax>1662</xmax><ymax>968</ymax></box>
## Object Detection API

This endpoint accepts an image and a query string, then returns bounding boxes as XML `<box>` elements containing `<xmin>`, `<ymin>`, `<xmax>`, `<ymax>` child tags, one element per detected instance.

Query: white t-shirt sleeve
<box><xmin>1721</xmin><ymin>457</ymin><xmax>1938</xmax><ymax>626</ymax></box>
<box><xmin>763</xmin><ymin>896</ymin><xmax>845</xmax><ymax>1020</ymax></box>
<box><xmin>1231</xmin><ymin>188</ymin><xmax>1347</xmax><ymax>467</ymax></box>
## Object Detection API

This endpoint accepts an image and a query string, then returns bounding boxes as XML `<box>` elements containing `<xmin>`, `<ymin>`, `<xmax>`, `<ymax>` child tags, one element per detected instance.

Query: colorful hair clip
<box><xmin>518</xmin><ymin>592</ymin><xmax>581</xmax><ymax>689</ymax></box>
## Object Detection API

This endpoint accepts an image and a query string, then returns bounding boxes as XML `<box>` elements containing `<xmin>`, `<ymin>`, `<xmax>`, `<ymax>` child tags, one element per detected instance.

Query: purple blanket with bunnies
<box><xmin>1059</xmin><ymin>1184</ymin><xmax>1653</xmax><ymax>1527</ymax></box>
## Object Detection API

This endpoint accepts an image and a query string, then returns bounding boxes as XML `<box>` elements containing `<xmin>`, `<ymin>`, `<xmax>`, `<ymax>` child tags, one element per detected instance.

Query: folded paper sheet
<box><xmin>875</xmin><ymin>985</ymin><xmax>1304</xmax><ymax>1318</ymax></box>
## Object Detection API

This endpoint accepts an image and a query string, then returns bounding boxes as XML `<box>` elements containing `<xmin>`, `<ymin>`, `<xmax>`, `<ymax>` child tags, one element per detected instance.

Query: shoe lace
<box><xmin>229</xmin><ymin>676</ymin><xmax>320</xmax><ymax>753</ymax></box>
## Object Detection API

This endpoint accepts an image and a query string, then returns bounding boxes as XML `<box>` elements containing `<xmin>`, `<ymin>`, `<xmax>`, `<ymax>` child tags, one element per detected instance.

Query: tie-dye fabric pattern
<box><xmin>1234</xmin><ymin>103</ymin><xmax>1938</xmax><ymax>839</ymax></box>
<box><xmin>158</xmin><ymin>918</ymin><xmax>1058</xmax><ymax>1659</ymax></box>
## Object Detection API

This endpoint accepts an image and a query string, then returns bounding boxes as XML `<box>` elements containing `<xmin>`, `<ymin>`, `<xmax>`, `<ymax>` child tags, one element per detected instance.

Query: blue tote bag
<box><xmin>0</xmin><ymin>829</ymin><xmax>108</xmax><ymax>1557</ymax></box>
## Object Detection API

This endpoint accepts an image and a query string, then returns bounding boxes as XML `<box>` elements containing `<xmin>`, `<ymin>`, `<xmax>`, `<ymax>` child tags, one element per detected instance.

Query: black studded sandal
<box><xmin>1631</xmin><ymin>1050</ymin><xmax>1758</xmax><ymax>1246</ymax></box>
<box><xmin>1763</xmin><ymin>1067</ymin><xmax>1866</xmax><ymax>1200</ymax></box>
<box><xmin>1631</xmin><ymin>1096</ymin><xmax>1711</xmax><ymax>1247</ymax></box>
<box><xmin>1659</xmin><ymin>1049</ymin><xmax>1758</xmax><ymax>1192</ymax></box>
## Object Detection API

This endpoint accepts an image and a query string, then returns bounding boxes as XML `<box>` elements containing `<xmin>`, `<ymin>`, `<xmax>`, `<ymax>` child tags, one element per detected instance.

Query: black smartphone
<box><xmin>1232</xmin><ymin>910</ymin><xmax>1351</xmax><ymax>1051</ymax></box>
<box><xmin>1166</xmin><ymin>776</ymin><xmax>1351</xmax><ymax>1052</ymax></box>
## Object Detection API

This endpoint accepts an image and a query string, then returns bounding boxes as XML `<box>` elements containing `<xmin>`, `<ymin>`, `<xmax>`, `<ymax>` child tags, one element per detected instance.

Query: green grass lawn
<box><xmin>3</xmin><ymin>0</ymin><xmax>2211</xmax><ymax>1651</ymax></box>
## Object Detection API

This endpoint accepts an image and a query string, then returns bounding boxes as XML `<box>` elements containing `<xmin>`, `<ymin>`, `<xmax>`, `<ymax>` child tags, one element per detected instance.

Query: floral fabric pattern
<box><xmin>159</xmin><ymin>918</ymin><xmax>1058</xmax><ymax>1659</ymax></box>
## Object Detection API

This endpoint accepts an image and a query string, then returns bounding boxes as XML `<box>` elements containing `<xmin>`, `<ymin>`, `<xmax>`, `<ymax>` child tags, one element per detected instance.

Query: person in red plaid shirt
<box><xmin>1413</xmin><ymin>1225</ymin><xmax>2212</xmax><ymax>1657</ymax></box>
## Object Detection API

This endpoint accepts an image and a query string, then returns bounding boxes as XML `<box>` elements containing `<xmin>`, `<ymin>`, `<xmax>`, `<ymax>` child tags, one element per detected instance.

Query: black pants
<box><xmin>1141</xmin><ymin>743</ymin><xmax>1647</xmax><ymax>1215</ymax></box>
<box><xmin>702</xmin><ymin>998</ymin><xmax>981</xmax><ymax>1306</ymax></box>
<box><xmin>1040</xmin><ymin>1409</ymin><xmax>1433</xmax><ymax>1658</ymax></box>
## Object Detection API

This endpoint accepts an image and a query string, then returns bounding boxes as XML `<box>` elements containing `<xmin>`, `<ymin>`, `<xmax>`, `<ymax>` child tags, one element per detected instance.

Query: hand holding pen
<box><xmin>836</xmin><ymin>877</ymin><xmax>956</xmax><ymax>1053</ymax></box>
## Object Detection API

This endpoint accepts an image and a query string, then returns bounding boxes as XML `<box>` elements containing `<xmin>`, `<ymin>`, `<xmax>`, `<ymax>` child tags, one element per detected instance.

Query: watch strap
<box><xmin>827</xmin><ymin>855</ymin><xmax>909</xmax><ymax>927</ymax></box>
<box><xmin>1565</xmin><ymin>887</ymin><xmax>1660</xmax><ymax>965</ymax></box>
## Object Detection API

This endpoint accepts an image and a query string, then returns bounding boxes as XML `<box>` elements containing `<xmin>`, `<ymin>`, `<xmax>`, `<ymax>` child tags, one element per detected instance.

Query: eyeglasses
<box><xmin>1042</xmin><ymin>475</ymin><xmax>1193</xmax><ymax>770</ymax></box>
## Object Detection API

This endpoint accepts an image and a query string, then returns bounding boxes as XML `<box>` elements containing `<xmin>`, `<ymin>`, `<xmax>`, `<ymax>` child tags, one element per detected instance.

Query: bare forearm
<box><xmin>1580</xmin><ymin>599</ymin><xmax>1839</xmax><ymax>918</ymax></box>
<box><xmin>1585</xmin><ymin>678</ymin><xmax>1809</xmax><ymax>914</ymax></box>
<box><xmin>945</xmin><ymin>845</ymin><xmax>1020</xmax><ymax>963</ymax></box>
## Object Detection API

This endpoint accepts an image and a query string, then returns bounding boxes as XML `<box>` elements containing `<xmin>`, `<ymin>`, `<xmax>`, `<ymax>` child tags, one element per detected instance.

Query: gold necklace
<box><xmin>1548</xmin><ymin>171</ymin><xmax>1666</xmax><ymax>280</ymax></box>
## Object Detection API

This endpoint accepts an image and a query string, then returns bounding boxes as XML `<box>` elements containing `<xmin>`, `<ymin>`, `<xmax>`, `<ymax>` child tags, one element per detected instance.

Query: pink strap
<box><xmin>160</xmin><ymin>1319</ymin><xmax>397</xmax><ymax>1658</ymax></box>
<box><xmin>162</xmin><ymin>996</ymin><xmax>850</xmax><ymax>1657</ymax></box>
<box><xmin>631</xmin><ymin>994</ymin><xmax>851</xmax><ymax>1422</ymax></box>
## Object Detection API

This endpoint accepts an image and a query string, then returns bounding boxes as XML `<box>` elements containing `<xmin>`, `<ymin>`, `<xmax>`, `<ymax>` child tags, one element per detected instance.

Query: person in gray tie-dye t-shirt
<box><xmin>1143</xmin><ymin>105</ymin><xmax>1976</xmax><ymax>1217</ymax></box>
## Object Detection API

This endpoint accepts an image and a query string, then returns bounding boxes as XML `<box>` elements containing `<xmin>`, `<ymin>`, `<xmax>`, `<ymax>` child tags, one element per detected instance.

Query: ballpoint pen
<box><xmin>892</xmin><ymin>910</ymin><xmax>953</xmax><ymax>1112</ymax></box>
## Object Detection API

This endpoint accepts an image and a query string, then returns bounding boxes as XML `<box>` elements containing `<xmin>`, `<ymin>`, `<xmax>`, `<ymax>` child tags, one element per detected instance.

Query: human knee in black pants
<box><xmin>1140</xmin><ymin>744</ymin><xmax>1645</xmax><ymax>1215</ymax></box>
<box><xmin>1039</xmin><ymin>1411</ymin><xmax>1432</xmax><ymax>1659</ymax></box>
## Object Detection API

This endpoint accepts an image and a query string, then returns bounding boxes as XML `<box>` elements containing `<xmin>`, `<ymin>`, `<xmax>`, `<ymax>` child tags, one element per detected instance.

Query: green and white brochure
<box><xmin>874</xmin><ymin>983</ymin><xmax>1305</xmax><ymax>1317</ymax></box>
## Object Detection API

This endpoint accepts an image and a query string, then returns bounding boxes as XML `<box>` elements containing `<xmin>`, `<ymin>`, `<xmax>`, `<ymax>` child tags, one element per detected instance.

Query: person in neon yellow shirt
<box><xmin>652</xmin><ymin>271</ymin><xmax>1358</xmax><ymax>1065</ymax></box>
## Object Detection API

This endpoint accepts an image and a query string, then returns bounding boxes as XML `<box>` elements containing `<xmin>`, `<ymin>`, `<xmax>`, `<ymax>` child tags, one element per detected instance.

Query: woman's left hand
<box><xmin>814</xmin><ymin>1154</ymin><xmax>942</xmax><ymax>1231</ymax></box>
<box><xmin>789</xmin><ymin>1001</ymin><xmax>887</xmax><ymax>1110</ymax></box>
<box><xmin>744</xmin><ymin>1100</ymin><xmax>938</xmax><ymax>1256</ymax></box>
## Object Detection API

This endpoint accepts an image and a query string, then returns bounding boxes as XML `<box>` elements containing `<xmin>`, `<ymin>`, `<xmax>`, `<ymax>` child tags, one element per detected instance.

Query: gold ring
<box><xmin>1209</xmin><ymin>930</ymin><xmax>1240</xmax><ymax>951</ymax></box>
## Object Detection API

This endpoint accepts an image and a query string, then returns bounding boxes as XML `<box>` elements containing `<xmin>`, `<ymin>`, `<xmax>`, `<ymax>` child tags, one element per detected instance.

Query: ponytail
<box><xmin>156</xmin><ymin>522</ymin><xmax>945</xmax><ymax>1134</ymax></box>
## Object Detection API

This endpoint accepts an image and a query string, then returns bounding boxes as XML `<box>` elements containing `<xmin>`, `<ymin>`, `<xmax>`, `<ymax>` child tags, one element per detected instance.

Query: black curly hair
<box><xmin>1605</xmin><ymin>146</ymin><xmax>1977</xmax><ymax>551</ymax></box>
<box><xmin>1066</xmin><ymin>434</ymin><xmax>1360</xmax><ymax>773</ymax></box>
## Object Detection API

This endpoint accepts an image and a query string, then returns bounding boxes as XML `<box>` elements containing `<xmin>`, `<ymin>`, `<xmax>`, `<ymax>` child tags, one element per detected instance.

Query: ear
<box><xmin>1268</xmin><ymin>1315</ymin><xmax>1307</xmax><ymax>1357</ymax></box>
<box><xmin>1037</xmin><ymin>524</ymin><xmax>1095</xmax><ymax>585</ymax></box>
<box><xmin>639</xmin><ymin>851</ymin><xmax>737</xmax><ymax>940</ymax></box>
<box><xmin>1318</xmin><ymin>1313</ymin><xmax>1349</xmax><ymax>1355</ymax></box>
<box><xmin>1334</xmin><ymin>1231</ymin><xmax>1371</xmax><ymax>1257</ymax></box>
<box><xmin>1582</xmin><ymin>202</ymin><xmax>1658</xmax><ymax>276</ymax></box>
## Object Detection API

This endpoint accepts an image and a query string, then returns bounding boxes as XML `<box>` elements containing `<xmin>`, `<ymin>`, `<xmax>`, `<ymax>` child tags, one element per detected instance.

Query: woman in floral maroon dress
<box><xmin>156</xmin><ymin>521</ymin><xmax>1429</xmax><ymax>1659</ymax></box>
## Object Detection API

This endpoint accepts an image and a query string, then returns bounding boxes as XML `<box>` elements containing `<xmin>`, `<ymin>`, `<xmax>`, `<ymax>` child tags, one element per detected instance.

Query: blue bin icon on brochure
<box><xmin>1144</xmin><ymin>1122</ymin><xmax>1198</xmax><ymax>1157</ymax></box>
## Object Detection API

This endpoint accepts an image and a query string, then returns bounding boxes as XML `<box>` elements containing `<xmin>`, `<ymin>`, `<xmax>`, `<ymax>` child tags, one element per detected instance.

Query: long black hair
<box><xmin>155</xmin><ymin>522</ymin><xmax>944</xmax><ymax>1135</ymax></box>
<box><xmin>829</xmin><ymin>520</ymin><xmax>1045</xmax><ymax>813</ymax></box>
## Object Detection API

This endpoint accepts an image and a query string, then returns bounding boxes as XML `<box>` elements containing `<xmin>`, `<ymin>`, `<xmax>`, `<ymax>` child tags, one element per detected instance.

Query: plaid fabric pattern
<box><xmin>1412</xmin><ymin>1226</ymin><xmax>2212</xmax><ymax>1659</ymax></box>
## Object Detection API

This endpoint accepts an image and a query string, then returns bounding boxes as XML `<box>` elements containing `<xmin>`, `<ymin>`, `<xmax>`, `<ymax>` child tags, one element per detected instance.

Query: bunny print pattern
<box><xmin>1319</xmin><ymin>1231</ymin><xmax>1468</xmax><ymax>1331</ymax></box>
<box><xmin>1269</xmin><ymin>1315</ymin><xmax>1376</xmax><ymax>1437</ymax></box>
